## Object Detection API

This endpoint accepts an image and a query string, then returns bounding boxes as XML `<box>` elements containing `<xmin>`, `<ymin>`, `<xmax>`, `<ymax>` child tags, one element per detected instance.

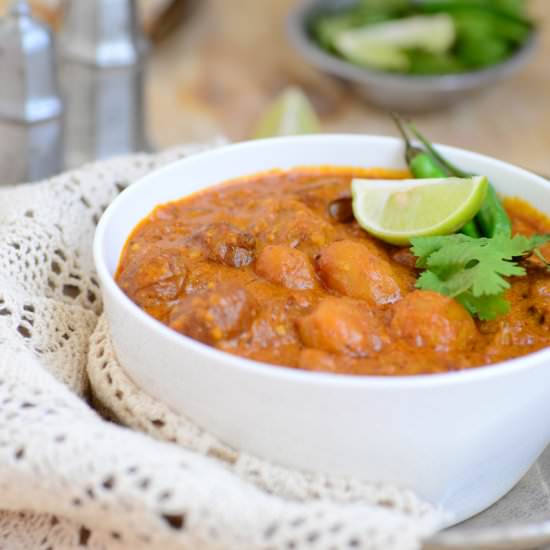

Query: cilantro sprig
<box><xmin>411</xmin><ymin>233</ymin><xmax>550</xmax><ymax>321</ymax></box>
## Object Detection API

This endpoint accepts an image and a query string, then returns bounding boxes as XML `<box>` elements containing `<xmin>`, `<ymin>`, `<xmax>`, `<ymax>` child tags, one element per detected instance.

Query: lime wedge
<box><xmin>351</xmin><ymin>176</ymin><xmax>488</xmax><ymax>245</ymax></box>
<box><xmin>337</xmin><ymin>40</ymin><xmax>409</xmax><ymax>71</ymax></box>
<box><xmin>252</xmin><ymin>87</ymin><xmax>321</xmax><ymax>139</ymax></box>
<box><xmin>334</xmin><ymin>14</ymin><xmax>456</xmax><ymax>71</ymax></box>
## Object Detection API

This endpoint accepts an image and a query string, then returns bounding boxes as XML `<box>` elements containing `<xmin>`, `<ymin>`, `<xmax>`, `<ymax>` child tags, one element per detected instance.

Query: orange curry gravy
<box><xmin>116</xmin><ymin>167</ymin><xmax>550</xmax><ymax>376</ymax></box>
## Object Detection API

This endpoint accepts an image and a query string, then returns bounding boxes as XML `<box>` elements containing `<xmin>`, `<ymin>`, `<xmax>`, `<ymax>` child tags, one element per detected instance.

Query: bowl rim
<box><xmin>94</xmin><ymin>134</ymin><xmax>550</xmax><ymax>390</ymax></box>
<box><xmin>286</xmin><ymin>0</ymin><xmax>539</xmax><ymax>91</ymax></box>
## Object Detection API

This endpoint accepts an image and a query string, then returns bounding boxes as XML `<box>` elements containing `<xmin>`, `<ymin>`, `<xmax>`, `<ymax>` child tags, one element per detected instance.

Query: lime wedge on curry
<box><xmin>252</xmin><ymin>87</ymin><xmax>321</xmax><ymax>139</ymax></box>
<box><xmin>351</xmin><ymin>176</ymin><xmax>488</xmax><ymax>245</ymax></box>
<box><xmin>334</xmin><ymin>14</ymin><xmax>456</xmax><ymax>71</ymax></box>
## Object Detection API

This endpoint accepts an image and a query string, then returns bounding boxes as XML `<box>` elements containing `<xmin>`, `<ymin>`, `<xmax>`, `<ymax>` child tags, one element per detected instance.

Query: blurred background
<box><xmin>0</xmin><ymin>0</ymin><xmax>548</xmax><ymax>178</ymax></box>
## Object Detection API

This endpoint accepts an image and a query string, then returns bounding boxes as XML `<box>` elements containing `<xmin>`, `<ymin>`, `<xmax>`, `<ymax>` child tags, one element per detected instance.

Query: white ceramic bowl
<box><xmin>94</xmin><ymin>135</ymin><xmax>550</xmax><ymax>525</ymax></box>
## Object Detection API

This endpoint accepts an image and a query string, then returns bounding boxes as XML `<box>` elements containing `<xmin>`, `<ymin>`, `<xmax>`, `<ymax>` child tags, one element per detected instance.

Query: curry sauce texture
<box><xmin>116</xmin><ymin>167</ymin><xmax>550</xmax><ymax>376</ymax></box>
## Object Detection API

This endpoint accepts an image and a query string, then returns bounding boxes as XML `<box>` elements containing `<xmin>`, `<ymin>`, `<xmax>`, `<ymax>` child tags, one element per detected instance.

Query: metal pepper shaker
<box><xmin>0</xmin><ymin>0</ymin><xmax>63</xmax><ymax>184</ymax></box>
<box><xmin>60</xmin><ymin>0</ymin><xmax>149</xmax><ymax>168</ymax></box>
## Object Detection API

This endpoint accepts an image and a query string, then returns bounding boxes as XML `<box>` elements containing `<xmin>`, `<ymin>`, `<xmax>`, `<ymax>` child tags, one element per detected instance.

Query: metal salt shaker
<box><xmin>60</xmin><ymin>0</ymin><xmax>149</xmax><ymax>168</ymax></box>
<box><xmin>0</xmin><ymin>0</ymin><xmax>63</xmax><ymax>184</ymax></box>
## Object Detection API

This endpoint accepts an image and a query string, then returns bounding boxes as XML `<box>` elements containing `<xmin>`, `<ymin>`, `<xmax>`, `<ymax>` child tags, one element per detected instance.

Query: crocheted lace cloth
<box><xmin>0</xmin><ymin>144</ymin><xmax>444</xmax><ymax>549</ymax></box>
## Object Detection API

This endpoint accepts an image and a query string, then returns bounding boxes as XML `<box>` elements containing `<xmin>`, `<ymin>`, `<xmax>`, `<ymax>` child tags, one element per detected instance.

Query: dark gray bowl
<box><xmin>287</xmin><ymin>0</ymin><xmax>538</xmax><ymax>112</ymax></box>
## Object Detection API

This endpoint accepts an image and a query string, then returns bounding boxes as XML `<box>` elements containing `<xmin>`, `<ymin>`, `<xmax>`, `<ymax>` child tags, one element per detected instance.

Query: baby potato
<box><xmin>193</xmin><ymin>222</ymin><xmax>256</xmax><ymax>268</ymax></box>
<box><xmin>391</xmin><ymin>290</ymin><xmax>477</xmax><ymax>352</ymax></box>
<box><xmin>317</xmin><ymin>239</ymin><xmax>402</xmax><ymax>304</ymax></box>
<box><xmin>296</xmin><ymin>297</ymin><xmax>390</xmax><ymax>357</ymax></box>
<box><xmin>169</xmin><ymin>282</ymin><xmax>257</xmax><ymax>344</ymax></box>
<box><xmin>118</xmin><ymin>246</ymin><xmax>187</xmax><ymax>308</ymax></box>
<box><xmin>255</xmin><ymin>245</ymin><xmax>319</xmax><ymax>290</ymax></box>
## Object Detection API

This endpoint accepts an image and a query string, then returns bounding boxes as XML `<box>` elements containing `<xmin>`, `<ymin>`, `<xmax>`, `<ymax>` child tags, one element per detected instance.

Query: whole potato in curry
<box><xmin>317</xmin><ymin>240</ymin><xmax>402</xmax><ymax>305</ymax></box>
<box><xmin>390</xmin><ymin>290</ymin><xmax>477</xmax><ymax>352</ymax></box>
<box><xmin>192</xmin><ymin>222</ymin><xmax>256</xmax><ymax>268</ymax></box>
<box><xmin>117</xmin><ymin>245</ymin><xmax>187</xmax><ymax>311</ymax></box>
<box><xmin>297</xmin><ymin>297</ymin><xmax>390</xmax><ymax>357</ymax></box>
<box><xmin>169</xmin><ymin>282</ymin><xmax>257</xmax><ymax>345</ymax></box>
<box><xmin>255</xmin><ymin>245</ymin><xmax>319</xmax><ymax>290</ymax></box>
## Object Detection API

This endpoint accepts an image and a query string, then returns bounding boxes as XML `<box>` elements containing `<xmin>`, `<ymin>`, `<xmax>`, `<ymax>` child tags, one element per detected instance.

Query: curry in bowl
<box><xmin>97</xmin><ymin>135</ymin><xmax>550</xmax><ymax>521</ymax></box>
<box><xmin>115</xmin><ymin>165</ymin><xmax>550</xmax><ymax>376</ymax></box>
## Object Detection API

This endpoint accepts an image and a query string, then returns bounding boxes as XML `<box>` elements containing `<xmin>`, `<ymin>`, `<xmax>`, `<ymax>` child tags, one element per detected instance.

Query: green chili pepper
<box><xmin>392</xmin><ymin>114</ymin><xmax>482</xmax><ymax>238</ymax></box>
<box><xmin>407</xmin><ymin>122</ymin><xmax>512</xmax><ymax>238</ymax></box>
<box><xmin>476</xmin><ymin>185</ymin><xmax>513</xmax><ymax>238</ymax></box>
<box><xmin>460</xmin><ymin>219</ymin><xmax>482</xmax><ymax>238</ymax></box>
<box><xmin>408</xmin><ymin>154</ymin><xmax>447</xmax><ymax>179</ymax></box>
<box><xmin>407</xmin><ymin>122</ymin><xmax>469</xmax><ymax>177</ymax></box>
<box><xmin>392</xmin><ymin>114</ymin><xmax>446</xmax><ymax>178</ymax></box>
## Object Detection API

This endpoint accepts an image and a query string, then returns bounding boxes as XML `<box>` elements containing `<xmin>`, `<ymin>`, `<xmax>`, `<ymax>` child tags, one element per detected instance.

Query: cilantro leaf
<box><xmin>410</xmin><ymin>235</ymin><xmax>468</xmax><ymax>268</ymax></box>
<box><xmin>411</xmin><ymin>233</ymin><xmax>550</xmax><ymax>320</ymax></box>
<box><xmin>416</xmin><ymin>270</ymin><xmax>447</xmax><ymax>293</ymax></box>
<box><xmin>456</xmin><ymin>292</ymin><xmax>510</xmax><ymax>321</ymax></box>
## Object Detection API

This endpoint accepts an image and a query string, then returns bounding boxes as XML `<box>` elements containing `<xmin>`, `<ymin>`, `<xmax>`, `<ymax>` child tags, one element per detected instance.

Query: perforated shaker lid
<box><xmin>0</xmin><ymin>0</ymin><xmax>63</xmax><ymax>123</ymax></box>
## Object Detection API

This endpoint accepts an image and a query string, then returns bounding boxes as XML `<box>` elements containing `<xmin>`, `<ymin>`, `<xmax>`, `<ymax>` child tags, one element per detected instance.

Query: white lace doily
<box><xmin>0</xmin><ymin>144</ymin><xmax>443</xmax><ymax>549</ymax></box>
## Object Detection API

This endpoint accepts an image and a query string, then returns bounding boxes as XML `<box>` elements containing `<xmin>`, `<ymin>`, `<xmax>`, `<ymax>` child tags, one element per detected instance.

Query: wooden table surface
<box><xmin>147</xmin><ymin>0</ymin><xmax>550</xmax><ymax>176</ymax></box>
